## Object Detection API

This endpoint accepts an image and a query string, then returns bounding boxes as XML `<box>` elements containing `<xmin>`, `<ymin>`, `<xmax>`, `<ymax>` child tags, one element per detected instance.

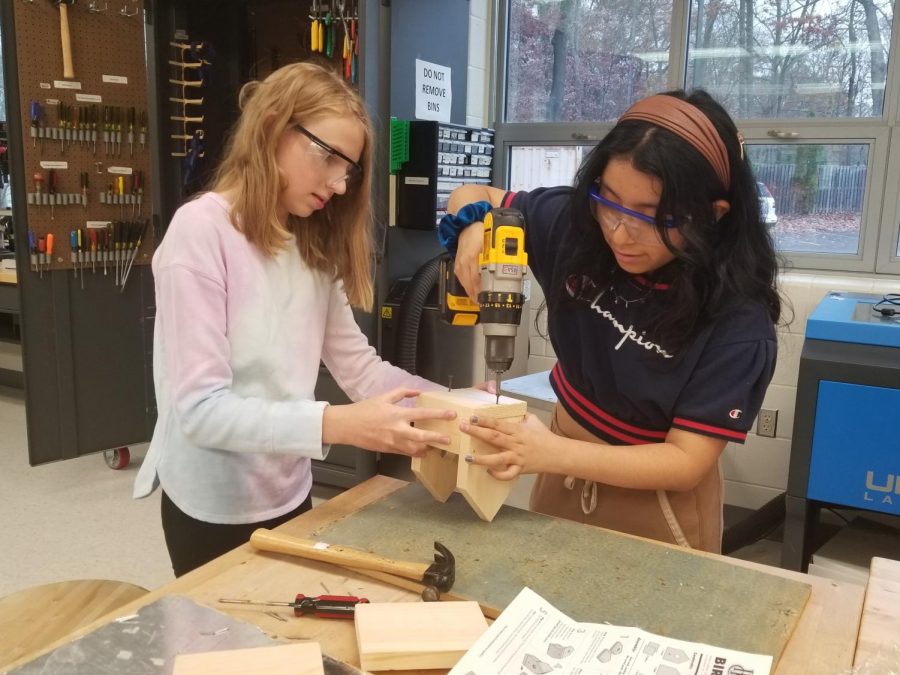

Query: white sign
<box><xmin>102</xmin><ymin>75</ymin><xmax>128</xmax><ymax>85</ymax></box>
<box><xmin>39</xmin><ymin>161</ymin><xmax>68</xmax><ymax>170</ymax></box>
<box><xmin>107</xmin><ymin>166</ymin><xmax>134</xmax><ymax>175</ymax></box>
<box><xmin>54</xmin><ymin>80</ymin><xmax>82</xmax><ymax>90</ymax></box>
<box><xmin>415</xmin><ymin>59</ymin><xmax>451</xmax><ymax>123</ymax></box>
<box><xmin>76</xmin><ymin>94</ymin><xmax>102</xmax><ymax>103</ymax></box>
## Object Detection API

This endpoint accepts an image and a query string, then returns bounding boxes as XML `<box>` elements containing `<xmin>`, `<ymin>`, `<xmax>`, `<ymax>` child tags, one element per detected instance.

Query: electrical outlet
<box><xmin>756</xmin><ymin>408</ymin><xmax>778</xmax><ymax>438</ymax></box>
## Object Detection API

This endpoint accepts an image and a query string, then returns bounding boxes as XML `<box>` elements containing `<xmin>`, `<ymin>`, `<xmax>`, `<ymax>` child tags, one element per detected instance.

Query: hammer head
<box><xmin>422</xmin><ymin>541</ymin><xmax>455</xmax><ymax>592</ymax></box>
<box><xmin>52</xmin><ymin>0</ymin><xmax>76</xmax><ymax>6</ymax></box>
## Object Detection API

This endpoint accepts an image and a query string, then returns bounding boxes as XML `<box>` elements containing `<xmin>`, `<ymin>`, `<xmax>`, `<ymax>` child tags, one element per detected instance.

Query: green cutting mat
<box><xmin>317</xmin><ymin>483</ymin><xmax>810</xmax><ymax>659</ymax></box>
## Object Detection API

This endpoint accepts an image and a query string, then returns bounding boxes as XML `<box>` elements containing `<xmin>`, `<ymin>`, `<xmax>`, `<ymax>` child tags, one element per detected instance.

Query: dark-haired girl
<box><xmin>443</xmin><ymin>90</ymin><xmax>780</xmax><ymax>553</ymax></box>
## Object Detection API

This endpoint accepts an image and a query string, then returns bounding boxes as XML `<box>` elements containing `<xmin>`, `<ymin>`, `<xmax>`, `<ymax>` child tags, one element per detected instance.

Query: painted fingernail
<box><xmin>464</xmin><ymin>455</ymin><xmax>474</xmax><ymax>463</ymax></box>
<box><xmin>470</xmin><ymin>415</ymin><xmax>479</xmax><ymax>423</ymax></box>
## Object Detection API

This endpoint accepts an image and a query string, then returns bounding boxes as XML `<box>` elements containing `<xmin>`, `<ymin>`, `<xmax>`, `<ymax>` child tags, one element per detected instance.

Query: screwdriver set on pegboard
<box><xmin>12</xmin><ymin>0</ymin><xmax>153</xmax><ymax>290</ymax></box>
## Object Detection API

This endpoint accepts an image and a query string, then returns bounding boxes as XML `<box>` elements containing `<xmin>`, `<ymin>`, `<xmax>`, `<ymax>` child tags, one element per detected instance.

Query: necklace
<box><xmin>596</xmin><ymin>282</ymin><xmax>653</xmax><ymax>309</ymax></box>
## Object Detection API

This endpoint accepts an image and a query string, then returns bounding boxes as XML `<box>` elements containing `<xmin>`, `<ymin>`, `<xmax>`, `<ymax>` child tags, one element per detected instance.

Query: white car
<box><xmin>757</xmin><ymin>182</ymin><xmax>778</xmax><ymax>227</ymax></box>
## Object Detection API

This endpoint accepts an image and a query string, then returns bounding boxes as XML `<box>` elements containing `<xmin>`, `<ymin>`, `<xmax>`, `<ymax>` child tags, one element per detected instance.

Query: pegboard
<box><xmin>13</xmin><ymin>0</ymin><xmax>153</xmax><ymax>284</ymax></box>
<box><xmin>248</xmin><ymin>0</ymin><xmax>360</xmax><ymax>83</ymax></box>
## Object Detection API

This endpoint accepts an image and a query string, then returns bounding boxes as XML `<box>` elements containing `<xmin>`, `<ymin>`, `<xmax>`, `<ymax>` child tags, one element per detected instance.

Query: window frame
<box><xmin>491</xmin><ymin>0</ymin><xmax>900</xmax><ymax>276</ymax></box>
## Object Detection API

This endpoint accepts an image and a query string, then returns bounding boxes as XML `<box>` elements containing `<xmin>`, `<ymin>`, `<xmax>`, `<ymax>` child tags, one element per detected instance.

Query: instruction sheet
<box><xmin>450</xmin><ymin>587</ymin><xmax>772</xmax><ymax>675</ymax></box>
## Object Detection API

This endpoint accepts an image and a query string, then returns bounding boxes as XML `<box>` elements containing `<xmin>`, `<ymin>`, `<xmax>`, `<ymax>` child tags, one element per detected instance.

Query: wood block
<box><xmin>411</xmin><ymin>449</ymin><xmax>458</xmax><ymax>502</ymax></box>
<box><xmin>354</xmin><ymin>601</ymin><xmax>488</xmax><ymax>671</ymax></box>
<box><xmin>853</xmin><ymin>556</ymin><xmax>900</xmax><ymax>668</ymax></box>
<box><xmin>415</xmin><ymin>388</ymin><xmax>527</xmax><ymax>521</ymax></box>
<box><xmin>172</xmin><ymin>642</ymin><xmax>324</xmax><ymax>675</ymax></box>
<box><xmin>456</xmin><ymin>457</ymin><xmax>512</xmax><ymax>522</ymax></box>
<box><xmin>415</xmin><ymin>388</ymin><xmax>527</xmax><ymax>457</ymax></box>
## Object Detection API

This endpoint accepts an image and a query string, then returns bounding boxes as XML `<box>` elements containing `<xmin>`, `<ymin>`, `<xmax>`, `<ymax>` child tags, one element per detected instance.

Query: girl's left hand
<box><xmin>459</xmin><ymin>413</ymin><xmax>555</xmax><ymax>480</ymax></box>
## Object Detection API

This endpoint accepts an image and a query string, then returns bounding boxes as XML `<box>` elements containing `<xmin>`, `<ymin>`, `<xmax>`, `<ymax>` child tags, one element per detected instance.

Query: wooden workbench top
<box><xmin>0</xmin><ymin>269</ymin><xmax>17</xmax><ymax>285</ymax></box>
<box><xmin>2</xmin><ymin>476</ymin><xmax>867</xmax><ymax>674</ymax></box>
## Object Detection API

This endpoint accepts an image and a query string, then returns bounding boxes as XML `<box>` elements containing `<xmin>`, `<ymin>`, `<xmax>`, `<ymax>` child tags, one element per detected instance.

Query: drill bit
<box><xmin>494</xmin><ymin>371</ymin><xmax>501</xmax><ymax>404</ymax></box>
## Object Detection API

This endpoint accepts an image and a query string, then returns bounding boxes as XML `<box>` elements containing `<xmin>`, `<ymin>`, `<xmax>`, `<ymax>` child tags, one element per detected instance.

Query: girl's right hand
<box><xmin>454</xmin><ymin>222</ymin><xmax>484</xmax><ymax>301</ymax></box>
<box><xmin>323</xmin><ymin>388</ymin><xmax>456</xmax><ymax>457</ymax></box>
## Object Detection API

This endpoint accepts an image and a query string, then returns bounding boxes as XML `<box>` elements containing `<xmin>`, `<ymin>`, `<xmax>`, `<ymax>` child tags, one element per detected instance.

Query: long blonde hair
<box><xmin>211</xmin><ymin>62</ymin><xmax>375</xmax><ymax>310</ymax></box>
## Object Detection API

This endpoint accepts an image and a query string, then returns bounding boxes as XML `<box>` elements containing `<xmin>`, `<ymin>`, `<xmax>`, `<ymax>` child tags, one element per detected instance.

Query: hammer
<box><xmin>51</xmin><ymin>0</ymin><xmax>76</xmax><ymax>79</ymax></box>
<box><xmin>249</xmin><ymin>529</ymin><xmax>455</xmax><ymax>601</ymax></box>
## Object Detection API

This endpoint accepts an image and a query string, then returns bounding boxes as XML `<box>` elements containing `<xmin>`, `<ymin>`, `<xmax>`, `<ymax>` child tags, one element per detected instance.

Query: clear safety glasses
<box><xmin>294</xmin><ymin>124</ymin><xmax>363</xmax><ymax>188</ymax></box>
<box><xmin>588</xmin><ymin>183</ymin><xmax>676</xmax><ymax>244</ymax></box>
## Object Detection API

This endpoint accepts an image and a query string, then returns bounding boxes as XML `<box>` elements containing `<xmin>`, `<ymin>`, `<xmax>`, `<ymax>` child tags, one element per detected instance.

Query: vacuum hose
<box><xmin>395</xmin><ymin>254</ymin><xmax>444</xmax><ymax>375</ymax></box>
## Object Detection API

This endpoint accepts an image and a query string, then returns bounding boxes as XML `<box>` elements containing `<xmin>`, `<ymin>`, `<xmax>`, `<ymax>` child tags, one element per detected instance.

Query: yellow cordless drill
<box><xmin>440</xmin><ymin>207</ymin><xmax>528</xmax><ymax>402</ymax></box>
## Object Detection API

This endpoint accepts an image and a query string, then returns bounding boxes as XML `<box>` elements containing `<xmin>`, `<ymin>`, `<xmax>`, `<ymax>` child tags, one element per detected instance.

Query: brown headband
<box><xmin>619</xmin><ymin>95</ymin><xmax>731</xmax><ymax>191</ymax></box>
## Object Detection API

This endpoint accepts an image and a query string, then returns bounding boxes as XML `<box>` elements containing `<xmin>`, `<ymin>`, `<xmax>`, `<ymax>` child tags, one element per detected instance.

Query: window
<box><xmin>506</xmin><ymin>0</ymin><xmax>675</xmax><ymax>122</ymax></box>
<box><xmin>748</xmin><ymin>143</ymin><xmax>868</xmax><ymax>255</ymax></box>
<box><xmin>686</xmin><ymin>0</ymin><xmax>893</xmax><ymax>119</ymax></box>
<box><xmin>495</xmin><ymin>0</ymin><xmax>900</xmax><ymax>273</ymax></box>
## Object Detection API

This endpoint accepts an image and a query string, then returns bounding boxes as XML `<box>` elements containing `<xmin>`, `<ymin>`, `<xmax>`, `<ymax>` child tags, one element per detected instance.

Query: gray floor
<box><xmin>0</xmin><ymin>386</ymin><xmax>342</xmax><ymax>599</ymax></box>
<box><xmin>0</xmin><ymin>383</ymin><xmax>782</xmax><ymax>602</ymax></box>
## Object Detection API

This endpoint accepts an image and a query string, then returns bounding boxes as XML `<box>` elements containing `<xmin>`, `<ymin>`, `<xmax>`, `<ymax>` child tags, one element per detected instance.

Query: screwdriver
<box><xmin>218</xmin><ymin>594</ymin><xmax>369</xmax><ymax>619</ymax></box>
<box><xmin>121</xmin><ymin>219</ymin><xmax>151</xmax><ymax>291</ymax></box>
<box><xmin>128</xmin><ymin>107</ymin><xmax>135</xmax><ymax>158</ymax></box>
<box><xmin>48</xmin><ymin>169</ymin><xmax>57</xmax><ymax>220</ymax></box>
<box><xmin>45</xmin><ymin>233</ymin><xmax>54</xmax><ymax>277</ymax></box>
<box><xmin>70</xmin><ymin>230</ymin><xmax>79</xmax><ymax>281</ymax></box>
<box><xmin>103</xmin><ymin>225</ymin><xmax>110</xmax><ymax>276</ymax></box>
<box><xmin>29</xmin><ymin>100</ymin><xmax>42</xmax><ymax>149</ymax></box>
<box><xmin>139</xmin><ymin>110</ymin><xmax>147</xmax><ymax>151</ymax></box>
<box><xmin>89</xmin><ymin>228</ymin><xmax>98</xmax><ymax>273</ymax></box>
<box><xmin>37</xmin><ymin>236</ymin><xmax>46</xmax><ymax>279</ymax></box>
<box><xmin>81</xmin><ymin>171</ymin><xmax>89</xmax><ymax>209</ymax></box>
<box><xmin>91</xmin><ymin>104</ymin><xmax>98</xmax><ymax>155</ymax></box>
<box><xmin>28</xmin><ymin>230</ymin><xmax>37</xmax><ymax>273</ymax></box>
<box><xmin>78</xmin><ymin>228</ymin><xmax>84</xmax><ymax>289</ymax></box>
<box><xmin>32</xmin><ymin>172</ymin><xmax>44</xmax><ymax>214</ymax></box>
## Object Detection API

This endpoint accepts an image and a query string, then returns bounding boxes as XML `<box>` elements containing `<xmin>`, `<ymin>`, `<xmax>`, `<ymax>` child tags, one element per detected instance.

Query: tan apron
<box><xmin>529</xmin><ymin>403</ymin><xmax>724</xmax><ymax>553</ymax></box>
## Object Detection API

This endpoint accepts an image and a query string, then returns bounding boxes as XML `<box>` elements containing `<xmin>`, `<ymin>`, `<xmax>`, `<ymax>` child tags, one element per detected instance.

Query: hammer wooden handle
<box><xmin>250</xmin><ymin>529</ymin><xmax>430</xmax><ymax>582</ymax></box>
<box><xmin>59</xmin><ymin>3</ymin><xmax>74</xmax><ymax>79</ymax></box>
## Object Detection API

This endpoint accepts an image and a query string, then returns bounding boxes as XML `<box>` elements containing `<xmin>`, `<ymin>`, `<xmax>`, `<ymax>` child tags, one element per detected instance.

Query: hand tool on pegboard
<box><xmin>50</xmin><ymin>0</ymin><xmax>76</xmax><ymax>78</ymax></box>
<box><xmin>29</xmin><ymin>100</ymin><xmax>43</xmax><ymax>151</ymax></box>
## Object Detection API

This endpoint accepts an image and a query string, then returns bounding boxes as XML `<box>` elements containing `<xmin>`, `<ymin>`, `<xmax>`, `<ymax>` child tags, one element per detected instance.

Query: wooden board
<box><xmin>355</xmin><ymin>601</ymin><xmax>487</xmax><ymax>671</ymax></box>
<box><xmin>173</xmin><ymin>642</ymin><xmax>324</xmax><ymax>675</ymax></box>
<box><xmin>414</xmin><ymin>388</ymin><xmax>526</xmax><ymax>521</ymax></box>
<box><xmin>853</xmin><ymin>556</ymin><xmax>900</xmax><ymax>668</ymax></box>
<box><xmin>0</xmin><ymin>579</ymin><xmax>148</xmax><ymax>670</ymax></box>
<box><xmin>315</xmin><ymin>483</ymin><xmax>810</xmax><ymax>662</ymax></box>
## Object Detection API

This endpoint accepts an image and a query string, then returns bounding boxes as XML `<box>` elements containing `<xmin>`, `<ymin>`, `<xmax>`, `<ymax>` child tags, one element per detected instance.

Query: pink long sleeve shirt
<box><xmin>134</xmin><ymin>192</ymin><xmax>435</xmax><ymax>523</ymax></box>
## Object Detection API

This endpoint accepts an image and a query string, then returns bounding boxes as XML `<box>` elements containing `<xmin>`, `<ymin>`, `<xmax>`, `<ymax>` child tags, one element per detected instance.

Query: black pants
<box><xmin>161</xmin><ymin>490</ymin><xmax>313</xmax><ymax>577</ymax></box>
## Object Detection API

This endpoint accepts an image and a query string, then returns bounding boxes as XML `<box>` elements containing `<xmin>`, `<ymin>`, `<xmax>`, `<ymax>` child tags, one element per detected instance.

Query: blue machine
<box><xmin>782</xmin><ymin>291</ymin><xmax>900</xmax><ymax>571</ymax></box>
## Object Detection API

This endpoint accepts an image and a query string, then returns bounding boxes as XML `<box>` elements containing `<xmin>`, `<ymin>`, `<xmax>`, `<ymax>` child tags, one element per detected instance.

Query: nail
<box><xmin>460</xmin><ymin>422</ymin><xmax>469</xmax><ymax>432</ymax></box>
<box><xmin>440</xmin><ymin>436</ymin><xmax>450</xmax><ymax>445</ymax></box>
<box><xmin>464</xmin><ymin>455</ymin><xmax>474</xmax><ymax>463</ymax></box>
<box><xmin>470</xmin><ymin>415</ymin><xmax>479</xmax><ymax>423</ymax></box>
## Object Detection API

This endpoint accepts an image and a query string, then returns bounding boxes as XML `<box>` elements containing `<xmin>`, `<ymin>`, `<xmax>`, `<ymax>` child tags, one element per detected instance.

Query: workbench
<box><xmin>2</xmin><ymin>476</ymin><xmax>871</xmax><ymax>673</ymax></box>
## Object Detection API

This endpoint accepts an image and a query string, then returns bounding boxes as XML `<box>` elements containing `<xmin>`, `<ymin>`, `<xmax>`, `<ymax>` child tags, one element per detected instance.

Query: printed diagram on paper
<box><xmin>450</xmin><ymin>588</ymin><xmax>772</xmax><ymax>675</ymax></box>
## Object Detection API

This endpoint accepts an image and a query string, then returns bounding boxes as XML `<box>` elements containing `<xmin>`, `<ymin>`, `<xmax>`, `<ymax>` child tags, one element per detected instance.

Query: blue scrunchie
<box><xmin>437</xmin><ymin>200</ymin><xmax>492</xmax><ymax>254</ymax></box>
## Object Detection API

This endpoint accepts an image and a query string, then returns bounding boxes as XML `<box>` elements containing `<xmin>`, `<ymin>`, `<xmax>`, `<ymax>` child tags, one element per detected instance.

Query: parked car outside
<box><xmin>757</xmin><ymin>181</ymin><xmax>777</xmax><ymax>227</ymax></box>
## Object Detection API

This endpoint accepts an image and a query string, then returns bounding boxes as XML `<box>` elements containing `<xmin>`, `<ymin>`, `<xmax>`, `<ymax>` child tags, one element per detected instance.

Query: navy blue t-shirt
<box><xmin>506</xmin><ymin>186</ymin><xmax>776</xmax><ymax>445</ymax></box>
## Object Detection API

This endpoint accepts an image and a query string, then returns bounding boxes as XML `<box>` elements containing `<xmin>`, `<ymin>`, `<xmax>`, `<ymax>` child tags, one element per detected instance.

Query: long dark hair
<box><xmin>557</xmin><ymin>89</ymin><xmax>781</xmax><ymax>352</ymax></box>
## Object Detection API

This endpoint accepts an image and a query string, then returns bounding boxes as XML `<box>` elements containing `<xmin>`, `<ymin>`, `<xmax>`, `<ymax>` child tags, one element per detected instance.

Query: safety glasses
<box><xmin>293</xmin><ymin>124</ymin><xmax>363</xmax><ymax>187</ymax></box>
<box><xmin>588</xmin><ymin>184</ymin><xmax>676</xmax><ymax>244</ymax></box>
